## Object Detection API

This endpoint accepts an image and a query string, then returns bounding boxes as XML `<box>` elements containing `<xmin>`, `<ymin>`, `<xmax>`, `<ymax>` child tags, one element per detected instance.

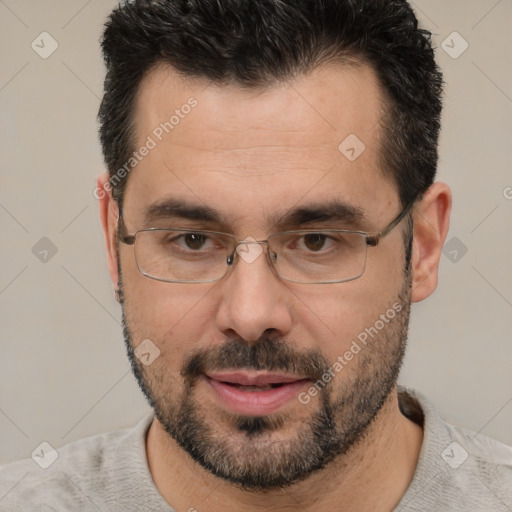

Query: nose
<box><xmin>214</xmin><ymin>241</ymin><xmax>293</xmax><ymax>343</ymax></box>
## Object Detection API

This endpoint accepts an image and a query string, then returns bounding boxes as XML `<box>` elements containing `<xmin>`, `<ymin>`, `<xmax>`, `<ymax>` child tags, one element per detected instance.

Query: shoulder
<box><xmin>396</xmin><ymin>387</ymin><xmax>512</xmax><ymax>511</ymax></box>
<box><xmin>0</xmin><ymin>415</ymin><xmax>155</xmax><ymax>511</ymax></box>
<box><xmin>447</xmin><ymin>418</ymin><xmax>512</xmax><ymax>500</ymax></box>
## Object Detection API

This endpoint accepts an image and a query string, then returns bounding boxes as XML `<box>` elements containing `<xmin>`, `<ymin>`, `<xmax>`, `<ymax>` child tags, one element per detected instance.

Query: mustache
<box><xmin>181</xmin><ymin>336</ymin><xmax>330</xmax><ymax>383</ymax></box>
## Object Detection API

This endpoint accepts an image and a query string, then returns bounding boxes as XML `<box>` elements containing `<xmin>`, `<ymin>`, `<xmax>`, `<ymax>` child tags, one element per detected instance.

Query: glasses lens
<box><xmin>134</xmin><ymin>229</ymin><xmax>233</xmax><ymax>282</ymax></box>
<box><xmin>132</xmin><ymin>229</ymin><xmax>368</xmax><ymax>284</ymax></box>
<box><xmin>269</xmin><ymin>231</ymin><xmax>368</xmax><ymax>283</ymax></box>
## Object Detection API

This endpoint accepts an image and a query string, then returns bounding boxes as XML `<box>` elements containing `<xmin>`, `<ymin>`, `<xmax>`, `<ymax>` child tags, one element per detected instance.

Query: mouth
<box><xmin>204</xmin><ymin>371</ymin><xmax>311</xmax><ymax>415</ymax></box>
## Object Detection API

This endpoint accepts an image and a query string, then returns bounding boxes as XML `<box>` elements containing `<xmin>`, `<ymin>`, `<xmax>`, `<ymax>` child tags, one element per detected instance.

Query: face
<box><xmin>115</xmin><ymin>62</ymin><xmax>413</xmax><ymax>490</ymax></box>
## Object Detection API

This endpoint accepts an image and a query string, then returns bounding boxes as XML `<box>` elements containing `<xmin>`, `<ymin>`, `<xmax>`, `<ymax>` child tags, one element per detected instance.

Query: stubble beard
<box><xmin>120</xmin><ymin>268</ymin><xmax>412</xmax><ymax>491</ymax></box>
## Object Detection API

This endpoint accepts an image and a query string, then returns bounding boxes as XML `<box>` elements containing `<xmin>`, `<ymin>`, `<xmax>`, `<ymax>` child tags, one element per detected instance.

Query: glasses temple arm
<box><xmin>366</xmin><ymin>199</ymin><xmax>416</xmax><ymax>247</ymax></box>
<box><xmin>116</xmin><ymin>214</ymin><xmax>136</xmax><ymax>245</ymax></box>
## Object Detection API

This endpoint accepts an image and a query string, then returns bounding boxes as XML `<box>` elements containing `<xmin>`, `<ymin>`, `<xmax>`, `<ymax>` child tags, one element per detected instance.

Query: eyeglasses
<box><xmin>117</xmin><ymin>200</ymin><xmax>414</xmax><ymax>284</ymax></box>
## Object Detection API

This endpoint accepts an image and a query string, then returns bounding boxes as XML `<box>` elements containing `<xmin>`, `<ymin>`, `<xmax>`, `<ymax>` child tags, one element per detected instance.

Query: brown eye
<box><xmin>183</xmin><ymin>233</ymin><xmax>207</xmax><ymax>250</ymax></box>
<box><xmin>303</xmin><ymin>234</ymin><xmax>327</xmax><ymax>251</ymax></box>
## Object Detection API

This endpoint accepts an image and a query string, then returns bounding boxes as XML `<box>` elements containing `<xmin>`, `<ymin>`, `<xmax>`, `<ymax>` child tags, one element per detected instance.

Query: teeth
<box><xmin>220</xmin><ymin>381</ymin><xmax>286</xmax><ymax>391</ymax></box>
<box><xmin>236</xmin><ymin>384</ymin><xmax>274</xmax><ymax>391</ymax></box>
<box><xmin>227</xmin><ymin>384</ymin><xmax>281</xmax><ymax>391</ymax></box>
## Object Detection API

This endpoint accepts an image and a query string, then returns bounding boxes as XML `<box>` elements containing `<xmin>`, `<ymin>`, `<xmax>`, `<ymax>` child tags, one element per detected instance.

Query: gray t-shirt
<box><xmin>1</xmin><ymin>387</ymin><xmax>511</xmax><ymax>511</ymax></box>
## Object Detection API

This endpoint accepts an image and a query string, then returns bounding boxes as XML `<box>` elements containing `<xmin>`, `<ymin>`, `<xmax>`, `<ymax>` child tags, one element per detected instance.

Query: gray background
<box><xmin>1</xmin><ymin>0</ymin><xmax>511</xmax><ymax>465</ymax></box>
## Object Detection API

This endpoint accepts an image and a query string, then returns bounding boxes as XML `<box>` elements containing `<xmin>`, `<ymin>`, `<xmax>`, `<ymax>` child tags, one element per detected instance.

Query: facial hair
<box><xmin>120</xmin><ymin>258</ymin><xmax>412</xmax><ymax>491</ymax></box>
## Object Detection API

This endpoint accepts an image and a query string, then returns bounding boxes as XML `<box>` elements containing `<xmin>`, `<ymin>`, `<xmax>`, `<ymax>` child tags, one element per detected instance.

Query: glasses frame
<box><xmin>117</xmin><ymin>199</ymin><xmax>415</xmax><ymax>284</ymax></box>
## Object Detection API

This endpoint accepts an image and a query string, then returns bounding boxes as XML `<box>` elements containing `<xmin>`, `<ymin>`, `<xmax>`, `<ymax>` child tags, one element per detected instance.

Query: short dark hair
<box><xmin>98</xmin><ymin>0</ymin><xmax>443</xmax><ymax>212</ymax></box>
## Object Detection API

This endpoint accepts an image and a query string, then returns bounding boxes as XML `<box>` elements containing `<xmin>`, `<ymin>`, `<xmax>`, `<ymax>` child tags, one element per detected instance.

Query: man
<box><xmin>1</xmin><ymin>0</ymin><xmax>511</xmax><ymax>510</ymax></box>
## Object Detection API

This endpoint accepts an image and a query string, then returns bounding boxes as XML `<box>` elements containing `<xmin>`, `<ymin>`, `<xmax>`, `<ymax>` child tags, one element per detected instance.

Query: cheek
<box><xmin>294</xmin><ymin>257</ymin><xmax>404</xmax><ymax>360</ymax></box>
<box><xmin>296</xmin><ymin>287</ymin><xmax>375</xmax><ymax>344</ymax></box>
<box><xmin>121</xmin><ymin>260</ymin><xmax>216</xmax><ymax>371</ymax></box>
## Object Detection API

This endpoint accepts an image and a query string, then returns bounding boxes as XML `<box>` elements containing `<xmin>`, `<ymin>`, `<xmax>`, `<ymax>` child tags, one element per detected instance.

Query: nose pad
<box><xmin>268</xmin><ymin>247</ymin><xmax>278</xmax><ymax>263</ymax></box>
<box><xmin>224</xmin><ymin>240</ymin><xmax>278</xmax><ymax>278</ymax></box>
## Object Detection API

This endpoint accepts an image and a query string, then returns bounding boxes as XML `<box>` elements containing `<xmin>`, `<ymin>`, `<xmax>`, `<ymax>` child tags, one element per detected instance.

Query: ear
<box><xmin>410</xmin><ymin>182</ymin><xmax>452</xmax><ymax>303</ymax></box>
<box><xmin>97</xmin><ymin>173</ymin><xmax>120</xmax><ymax>289</ymax></box>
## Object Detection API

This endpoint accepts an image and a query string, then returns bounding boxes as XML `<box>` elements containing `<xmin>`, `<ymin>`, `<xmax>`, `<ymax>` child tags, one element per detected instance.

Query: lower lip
<box><xmin>204</xmin><ymin>376</ymin><xmax>310</xmax><ymax>416</ymax></box>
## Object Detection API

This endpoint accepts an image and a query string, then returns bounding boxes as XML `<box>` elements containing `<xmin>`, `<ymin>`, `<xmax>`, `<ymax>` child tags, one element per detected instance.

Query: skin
<box><xmin>98</xmin><ymin>61</ymin><xmax>451</xmax><ymax>511</ymax></box>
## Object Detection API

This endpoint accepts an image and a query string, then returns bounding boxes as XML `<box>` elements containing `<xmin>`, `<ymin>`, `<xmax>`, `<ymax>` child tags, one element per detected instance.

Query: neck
<box><xmin>146</xmin><ymin>387</ymin><xmax>423</xmax><ymax>512</ymax></box>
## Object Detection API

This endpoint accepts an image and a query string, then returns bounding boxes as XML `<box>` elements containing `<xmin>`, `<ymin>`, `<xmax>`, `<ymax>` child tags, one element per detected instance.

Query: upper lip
<box><xmin>206</xmin><ymin>371</ymin><xmax>308</xmax><ymax>386</ymax></box>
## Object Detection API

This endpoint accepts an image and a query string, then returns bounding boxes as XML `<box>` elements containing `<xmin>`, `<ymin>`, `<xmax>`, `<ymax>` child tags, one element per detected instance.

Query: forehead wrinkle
<box><xmin>168</xmin><ymin>140</ymin><xmax>334</xmax><ymax>153</ymax></box>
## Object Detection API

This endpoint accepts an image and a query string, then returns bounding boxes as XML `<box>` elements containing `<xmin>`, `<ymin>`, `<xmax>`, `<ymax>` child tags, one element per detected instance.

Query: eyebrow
<box><xmin>144</xmin><ymin>198</ymin><xmax>223</xmax><ymax>225</ymax></box>
<box><xmin>274</xmin><ymin>201</ymin><xmax>366</xmax><ymax>229</ymax></box>
<box><xmin>143</xmin><ymin>197</ymin><xmax>367</xmax><ymax>230</ymax></box>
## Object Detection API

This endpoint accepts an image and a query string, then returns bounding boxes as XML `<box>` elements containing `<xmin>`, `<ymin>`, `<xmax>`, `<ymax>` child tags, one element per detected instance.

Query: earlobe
<box><xmin>410</xmin><ymin>182</ymin><xmax>452</xmax><ymax>303</ymax></box>
<box><xmin>97</xmin><ymin>173</ymin><xmax>120</xmax><ymax>289</ymax></box>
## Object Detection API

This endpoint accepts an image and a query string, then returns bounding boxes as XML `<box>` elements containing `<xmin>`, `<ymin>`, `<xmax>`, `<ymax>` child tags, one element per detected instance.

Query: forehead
<box><xmin>124</xmin><ymin>61</ymin><xmax>398</xmax><ymax>230</ymax></box>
